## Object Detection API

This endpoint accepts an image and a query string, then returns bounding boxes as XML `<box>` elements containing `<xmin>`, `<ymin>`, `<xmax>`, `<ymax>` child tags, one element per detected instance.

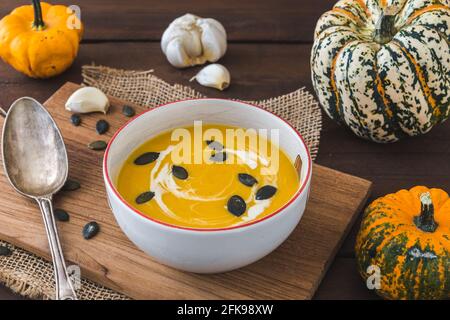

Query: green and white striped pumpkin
<box><xmin>311</xmin><ymin>0</ymin><xmax>450</xmax><ymax>142</ymax></box>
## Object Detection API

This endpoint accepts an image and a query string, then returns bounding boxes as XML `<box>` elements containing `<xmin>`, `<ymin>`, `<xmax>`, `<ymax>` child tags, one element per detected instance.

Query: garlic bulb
<box><xmin>65</xmin><ymin>87</ymin><xmax>110</xmax><ymax>114</ymax></box>
<box><xmin>161</xmin><ymin>13</ymin><xmax>227</xmax><ymax>68</ymax></box>
<box><xmin>190</xmin><ymin>64</ymin><xmax>230</xmax><ymax>91</ymax></box>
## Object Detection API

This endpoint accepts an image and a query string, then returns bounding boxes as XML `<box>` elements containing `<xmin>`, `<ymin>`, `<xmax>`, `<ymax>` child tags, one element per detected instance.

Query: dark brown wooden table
<box><xmin>1</xmin><ymin>0</ymin><xmax>448</xmax><ymax>300</ymax></box>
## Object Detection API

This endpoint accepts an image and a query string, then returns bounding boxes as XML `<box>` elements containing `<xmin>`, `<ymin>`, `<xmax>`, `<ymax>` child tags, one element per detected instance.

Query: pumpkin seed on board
<box><xmin>122</xmin><ymin>105</ymin><xmax>136</xmax><ymax>117</ymax></box>
<box><xmin>54</xmin><ymin>208</ymin><xmax>70</xmax><ymax>222</ymax></box>
<box><xmin>96</xmin><ymin>119</ymin><xmax>109</xmax><ymax>135</ymax></box>
<box><xmin>83</xmin><ymin>221</ymin><xmax>100</xmax><ymax>240</ymax></box>
<box><xmin>70</xmin><ymin>114</ymin><xmax>81</xmax><ymax>126</ymax></box>
<box><xmin>0</xmin><ymin>245</ymin><xmax>12</xmax><ymax>257</ymax></box>
<box><xmin>88</xmin><ymin>140</ymin><xmax>107</xmax><ymax>151</ymax></box>
<box><xmin>238</xmin><ymin>173</ymin><xmax>258</xmax><ymax>187</ymax></box>
<box><xmin>172</xmin><ymin>165</ymin><xmax>188</xmax><ymax>180</ymax></box>
<box><xmin>227</xmin><ymin>195</ymin><xmax>246</xmax><ymax>217</ymax></box>
<box><xmin>255</xmin><ymin>185</ymin><xmax>277</xmax><ymax>200</ymax></box>
<box><xmin>210</xmin><ymin>152</ymin><xmax>227</xmax><ymax>162</ymax></box>
<box><xmin>136</xmin><ymin>191</ymin><xmax>155</xmax><ymax>204</ymax></box>
<box><xmin>134</xmin><ymin>152</ymin><xmax>160</xmax><ymax>165</ymax></box>
<box><xmin>206</xmin><ymin>140</ymin><xmax>224</xmax><ymax>151</ymax></box>
<box><xmin>61</xmin><ymin>179</ymin><xmax>80</xmax><ymax>191</ymax></box>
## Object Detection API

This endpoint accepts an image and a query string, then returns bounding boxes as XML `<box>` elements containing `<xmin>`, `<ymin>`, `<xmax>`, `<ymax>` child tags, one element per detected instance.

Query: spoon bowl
<box><xmin>2</xmin><ymin>97</ymin><xmax>68</xmax><ymax>197</ymax></box>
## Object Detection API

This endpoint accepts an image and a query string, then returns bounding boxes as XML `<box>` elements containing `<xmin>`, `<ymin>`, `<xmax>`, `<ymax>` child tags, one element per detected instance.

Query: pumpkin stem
<box><xmin>31</xmin><ymin>0</ymin><xmax>45</xmax><ymax>30</ymax></box>
<box><xmin>373</xmin><ymin>6</ymin><xmax>399</xmax><ymax>44</ymax></box>
<box><xmin>414</xmin><ymin>192</ymin><xmax>438</xmax><ymax>233</ymax></box>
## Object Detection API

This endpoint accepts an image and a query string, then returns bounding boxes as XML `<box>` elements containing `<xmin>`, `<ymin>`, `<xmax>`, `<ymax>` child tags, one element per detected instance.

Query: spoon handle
<box><xmin>37</xmin><ymin>197</ymin><xmax>78</xmax><ymax>300</ymax></box>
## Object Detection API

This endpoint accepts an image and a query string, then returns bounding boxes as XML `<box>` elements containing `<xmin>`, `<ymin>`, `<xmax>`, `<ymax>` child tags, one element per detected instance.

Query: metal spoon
<box><xmin>1</xmin><ymin>98</ymin><xmax>77</xmax><ymax>300</ymax></box>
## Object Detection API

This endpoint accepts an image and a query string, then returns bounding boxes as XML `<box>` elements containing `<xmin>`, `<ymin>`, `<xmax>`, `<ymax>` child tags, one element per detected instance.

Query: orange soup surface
<box><xmin>117</xmin><ymin>124</ymin><xmax>300</xmax><ymax>229</ymax></box>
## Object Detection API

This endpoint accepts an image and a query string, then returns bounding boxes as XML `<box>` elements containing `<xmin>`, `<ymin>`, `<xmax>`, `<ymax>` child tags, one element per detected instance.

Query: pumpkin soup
<box><xmin>117</xmin><ymin>124</ymin><xmax>300</xmax><ymax>229</ymax></box>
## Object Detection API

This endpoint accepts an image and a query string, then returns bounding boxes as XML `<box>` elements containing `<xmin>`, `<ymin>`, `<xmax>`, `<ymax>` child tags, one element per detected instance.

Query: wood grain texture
<box><xmin>0</xmin><ymin>0</ymin><xmax>332</xmax><ymax>43</ymax></box>
<box><xmin>0</xmin><ymin>82</ymin><xmax>371</xmax><ymax>299</ymax></box>
<box><xmin>0</xmin><ymin>42</ymin><xmax>313</xmax><ymax>103</ymax></box>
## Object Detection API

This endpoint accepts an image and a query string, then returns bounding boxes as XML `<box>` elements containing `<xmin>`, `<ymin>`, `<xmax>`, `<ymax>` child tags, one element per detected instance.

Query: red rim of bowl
<box><xmin>103</xmin><ymin>98</ymin><xmax>312</xmax><ymax>232</ymax></box>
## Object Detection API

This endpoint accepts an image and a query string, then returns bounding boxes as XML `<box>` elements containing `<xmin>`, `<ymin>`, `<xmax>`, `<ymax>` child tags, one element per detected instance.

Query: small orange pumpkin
<box><xmin>0</xmin><ymin>1</ymin><xmax>83</xmax><ymax>78</ymax></box>
<box><xmin>356</xmin><ymin>186</ymin><xmax>450</xmax><ymax>299</ymax></box>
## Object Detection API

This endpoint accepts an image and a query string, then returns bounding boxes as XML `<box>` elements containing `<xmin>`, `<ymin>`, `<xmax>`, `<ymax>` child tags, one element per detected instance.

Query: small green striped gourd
<box><xmin>356</xmin><ymin>186</ymin><xmax>450</xmax><ymax>299</ymax></box>
<box><xmin>311</xmin><ymin>0</ymin><xmax>450</xmax><ymax>142</ymax></box>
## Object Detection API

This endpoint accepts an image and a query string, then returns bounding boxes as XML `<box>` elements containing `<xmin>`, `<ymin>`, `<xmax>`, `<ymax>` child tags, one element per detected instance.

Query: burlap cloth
<box><xmin>0</xmin><ymin>65</ymin><xmax>322</xmax><ymax>300</ymax></box>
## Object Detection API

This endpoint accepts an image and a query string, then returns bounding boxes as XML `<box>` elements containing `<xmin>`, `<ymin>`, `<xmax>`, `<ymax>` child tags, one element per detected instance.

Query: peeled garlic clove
<box><xmin>190</xmin><ymin>64</ymin><xmax>230</xmax><ymax>91</ymax></box>
<box><xmin>65</xmin><ymin>87</ymin><xmax>110</xmax><ymax>114</ymax></box>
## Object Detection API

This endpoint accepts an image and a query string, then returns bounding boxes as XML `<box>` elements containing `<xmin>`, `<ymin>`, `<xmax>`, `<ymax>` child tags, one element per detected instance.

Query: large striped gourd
<box><xmin>311</xmin><ymin>0</ymin><xmax>450</xmax><ymax>142</ymax></box>
<box><xmin>356</xmin><ymin>187</ymin><xmax>450</xmax><ymax>299</ymax></box>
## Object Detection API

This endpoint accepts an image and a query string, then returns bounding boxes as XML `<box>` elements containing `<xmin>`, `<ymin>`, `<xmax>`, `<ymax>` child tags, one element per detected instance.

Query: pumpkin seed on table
<box><xmin>96</xmin><ymin>119</ymin><xmax>109</xmax><ymax>135</ymax></box>
<box><xmin>83</xmin><ymin>221</ymin><xmax>100</xmax><ymax>240</ymax></box>
<box><xmin>136</xmin><ymin>191</ymin><xmax>155</xmax><ymax>204</ymax></box>
<box><xmin>134</xmin><ymin>152</ymin><xmax>159</xmax><ymax>165</ymax></box>
<box><xmin>88</xmin><ymin>140</ymin><xmax>107</xmax><ymax>151</ymax></box>
<box><xmin>210</xmin><ymin>152</ymin><xmax>227</xmax><ymax>162</ymax></box>
<box><xmin>0</xmin><ymin>245</ymin><xmax>12</xmax><ymax>257</ymax></box>
<box><xmin>70</xmin><ymin>114</ymin><xmax>81</xmax><ymax>126</ymax></box>
<box><xmin>238</xmin><ymin>173</ymin><xmax>258</xmax><ymax>187</ymax></box>
<box><xmin>54</xmin><ymin>208</ymin><xmax>70</xmax><ymax>222</ymax></box>
<box><xmin>227</xmin><ymin>195</ymin><xmax>246</xmax><ymax>217</ymax></box>
<box><xmin>122</xmin><ymin>105</ymin><xmax>135</xmax><ymax>117</ymax></box>
<box><xmin>62</xmin><ymin>179</ymin><xmax>80</xmax><ymax>191</ymax></box>
<box><xmin>255</xmin><ymin>185</ymin><xmax>277</xmax><ymax>200</ymax></box>
<box><xmin>172</xmin><ymin>165</ymin><xmax>188</xmax><ymax>180</ymax></box>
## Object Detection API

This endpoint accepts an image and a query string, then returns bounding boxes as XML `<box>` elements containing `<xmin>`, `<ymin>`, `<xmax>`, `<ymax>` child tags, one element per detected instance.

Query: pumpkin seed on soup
<box><xmin>206</xmin><ymin>140</ymin><xmax>223</xmax><ymax>151</ymax></box>
<box><xmin>255</xmin><ymin>185</ymin><xmax>277</xmax><ymax>200</ymax></box>
<box><xmin>88</xmin><ymin>140</ymin><xmax>107</xmax><ymax>151</ymax></box>
<box><xmin>134</xmin><ymin>152</ymin><xmax>159</xmax><ymax>165</ymax></box>
<box><xmin>210</xmin><ymin>152</ymin><xmax>227</xmax><ymax>162</ymax></box>
<box><xmin>172</xmin><ymin>165</ymin><xmax>188</xmax><ymax>180</ymax></box>
<box><xmin>122</xmin><ymin>105</ymin><xmax>135</xmax><ymax>117</ymax></box>
<box><xmin>83</xmin><ymin>221</ymin><xmax>100</xmax><ymax>240</ymax></box>
<box><xmin>54</xmin><ymin>208</ymin><xmax>70</xmax><ymax>222</ymax></box>
<box><xmin>62</xmin><ymin>179</ymin><xmax>80</xmax><ymax>191</ymax></box>
<box><xmin>70</xmin><ymin>114</ymin><xmax>81</xmax><ymax>126</ymax></box>
<box><xmin>238</xmin><ymin>173</ymin><xmax>258</xmax><ymax>187</ymax></box>
<box><xmin>136</xmin><ymin>191</ymin><xmax>155</xmax><ymax>204</ymax></box>
<box><xmin>96</xmin><ymin>119</ymin><xmax>109</xmax><ymax>135</ymax></box>
<box><xmin>227</xmin><ymin>195</ymin><xmax>246</xmax><ymax>217</ymax></box>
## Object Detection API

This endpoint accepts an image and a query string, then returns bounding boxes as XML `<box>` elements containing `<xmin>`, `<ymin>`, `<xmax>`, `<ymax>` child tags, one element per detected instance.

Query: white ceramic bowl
<box><xmin>103</xmin><ymin>99</ymin><xmax>312</xmax><ymax>273</ymax></box>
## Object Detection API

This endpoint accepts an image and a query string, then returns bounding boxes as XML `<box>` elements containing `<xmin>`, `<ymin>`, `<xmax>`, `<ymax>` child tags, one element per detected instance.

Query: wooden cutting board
<box><xmin>0</xmin><ymin>82</ymin><xmax>372</xmax><ymax>299</ymax></box>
